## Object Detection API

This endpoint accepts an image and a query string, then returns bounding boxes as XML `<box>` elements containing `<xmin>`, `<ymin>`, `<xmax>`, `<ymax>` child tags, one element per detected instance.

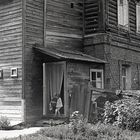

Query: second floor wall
<box><xmin>84</xmin><ymin>0</ymin><xmax>140</xmax><ymax>40</ymax></box>
<box><xmin>45</xmin><ymin>0</ymin><xmax>83</xmax><ymax>51</ymax></box>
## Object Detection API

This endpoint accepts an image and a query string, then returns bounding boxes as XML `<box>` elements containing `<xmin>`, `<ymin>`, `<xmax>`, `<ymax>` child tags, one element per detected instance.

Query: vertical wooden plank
<box><xmin>85</xmin><ymin>84</ymin><xmax>91</xmax><ymax>120</ymax></box>
<box><xmin>22</xmin><ymin>0</ymin><xmax>26</xmax><ymax>123</ymax></box>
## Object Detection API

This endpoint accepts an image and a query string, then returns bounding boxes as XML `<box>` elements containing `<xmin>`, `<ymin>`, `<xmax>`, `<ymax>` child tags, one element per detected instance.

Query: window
<box><xmin>118</xmin><ymin>0</ymin><xmax>129</xmax><ymax>28</ymax></box>
<box><xmin>136</xmin><ymin>3</ymin><xmax>140</xmax><ymax>32</ymax></box>
<box><xmin>90</xmin><ymin>69</ymin><xmax>104</xmax><ymax>89</ymax></box>
<box><xmin>11</xmin><ymin>68</ymin><xmax>18</xmax><ymax>78</ymax></box>
<box><xmin>121</xmin><ymin>65</ymin><xmax>131</xmax><ymax>90</ymax></box>
<box><xmin>0</xmin><ymin>69</ymin><xmax>3</xmax><ymax>79</ymax></box>
<box><xmin>70</xmin><ymin>3</ymin><xmax>74</xmax><ymax>8</ymax></box>
<box><xmin>122</xmin><ymin>66</ymin><xmax>127</xmax><ymax>90</ymax></box>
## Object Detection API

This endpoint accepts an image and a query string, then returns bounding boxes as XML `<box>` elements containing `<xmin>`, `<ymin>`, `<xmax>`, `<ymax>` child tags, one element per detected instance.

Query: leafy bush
<box><xmin>104</xmin><ymin>98</ymin><xmax>140</xmax><ymax>131</ymax></box>
<box><xmin>0</xmin><ymin>116</ymin><xmax>11</xmax><ymax>130</ymax></box>
<box><xmin>69</xmin><ymin>111</ymin><xmax>88</xmax><ymax>135</ymax></box>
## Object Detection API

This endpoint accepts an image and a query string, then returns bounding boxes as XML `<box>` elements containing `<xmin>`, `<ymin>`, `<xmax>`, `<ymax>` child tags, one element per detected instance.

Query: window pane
<box><xmin>118</xmin><ymin>1</ymin><xmax>123</xmax><ymax>25</ymax></box>
<box><xmin>137</xmin><ymin>5</ymin><xmax>140</xmax><ymax>32</ymax></box>
<box><xmin>97</xmin><ymin>72</ymin><xmax>101</xmax><ymax>78</ymax></box>
<box><xmin>122</xmin><ymin>67</ymin><xmax>126</xmax><ymax>76</ymax></box>
<box><xmin>91</xmin><ymin>81</ymin><xmax>96</xmax><ymax>88</ymax></box>
<box><xmin>120</xmin><ymin>0</ymin><xmax>123</xmax><ymax>5</ymax></box>
<box><xmin>92</xmin><ymin>72</ymin><xmax>96</xmax><ymax>80</ymax></box>
<box><xmin>118</xmin><ymin>0</ymin><xmax>128</xmax><ymax>26</ymax></box>
<box><xmin>122</xmin><ymin>77</ymin><xmax>126</xmax><ymax>90</ymax></box>
<box><xmin>123</xmin><ymin>0</ymin><xmax>128</xmax><ymax>27</ymax></box>
<box><xmin>96</xmin><ymin>82</ymin><xmax>102</xmax><ymax>88</ymax></box>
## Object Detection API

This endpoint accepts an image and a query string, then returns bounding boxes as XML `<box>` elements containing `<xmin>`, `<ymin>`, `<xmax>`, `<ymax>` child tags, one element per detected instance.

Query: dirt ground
<box><xmin>0</xmin><ymin>127</ymin><xmax>42</xmax><ymax>139</ymax></box>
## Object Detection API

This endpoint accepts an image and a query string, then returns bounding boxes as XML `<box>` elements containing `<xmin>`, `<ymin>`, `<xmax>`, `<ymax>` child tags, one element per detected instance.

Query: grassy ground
<box><xmin>4</xmin><ymin>123</ymin><xmax>140</xmax><ymax>140</ymax></box>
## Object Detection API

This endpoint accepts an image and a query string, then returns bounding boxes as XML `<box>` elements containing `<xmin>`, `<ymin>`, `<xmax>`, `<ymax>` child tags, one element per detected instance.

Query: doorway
<box><xmin>43</xmin><ymin>62</ymin><xmax>66</xmax><ymax>117</ymax></box>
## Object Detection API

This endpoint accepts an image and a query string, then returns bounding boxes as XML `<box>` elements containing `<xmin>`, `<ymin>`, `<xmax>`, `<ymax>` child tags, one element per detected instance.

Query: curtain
<box><xmin>137</xmin><ymin>4</ymin><xmax>140</xmax><ymax>32</ymax></box>
<box><xmin>123</xmin><ymin>0</ymin><xmax>128</xmax><ymax>27</ymax></box>
<box><xmin>118</xmin><ymin>0</ymin><xmax>128</xmax><ymax>27</ymax></box>
<box><xmin>118</xmin><ymin>0</ymin><xmax>123</xmax><ymax>25</ymax></box>
<box><xmin>46</xmin><ymin>63</ymin><xmax>64</xmax><ymax>102</ymax></box>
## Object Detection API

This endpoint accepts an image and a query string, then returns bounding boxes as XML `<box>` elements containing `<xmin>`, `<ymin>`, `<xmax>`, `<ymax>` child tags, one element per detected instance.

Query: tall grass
<box><xmin>5</xmin><ymin>123</ymin><xmax>140</xmax><ymax>140</ymax></box>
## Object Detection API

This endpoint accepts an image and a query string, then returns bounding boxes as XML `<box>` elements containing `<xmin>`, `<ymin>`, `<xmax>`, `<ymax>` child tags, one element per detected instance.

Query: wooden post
<box><xmin>43</xmin><ymin>63</ymin><xmax>47</xmax><ymax>116</ymax></box>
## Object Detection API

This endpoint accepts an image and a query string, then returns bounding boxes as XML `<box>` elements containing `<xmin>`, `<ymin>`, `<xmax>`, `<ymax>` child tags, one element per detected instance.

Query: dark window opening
<box><xmin>71</xmin><ymin>3</ymin><xmax>74</xmax><ymax>8</ymax></box>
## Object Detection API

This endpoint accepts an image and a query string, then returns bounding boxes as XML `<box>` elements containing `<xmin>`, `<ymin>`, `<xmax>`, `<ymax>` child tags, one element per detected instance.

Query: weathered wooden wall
<box><xmin>67</xmin><ymin>62</ymin><xmax>103</xmax><ymax>116</ymax></box>
<box><xmin>45</xmin><ymin>0</ymin><xmax>83</xmax><ymax>51</ymax></box>
<box><xmin>23</xmin><ymin>0</ymin><xmax>44</xmax><ymax>122</ymax></box>
<box><xmin>23</xmin><ymin>0</ymin><xmax>85</xmax><ymax>122</ymax></box>
<box><xmin>84</xmin><ymin>0</ymin><xmax>105</xmax><ymax>34</ymax></box>
<box><xmin>0</xmin><ymin>0</ymin><xmax>22</xmax><ymax>124</ymax></box>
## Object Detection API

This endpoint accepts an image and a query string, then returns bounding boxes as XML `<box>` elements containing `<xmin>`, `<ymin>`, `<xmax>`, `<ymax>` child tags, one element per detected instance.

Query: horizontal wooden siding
<box><xmin>0</xmin><ymin>0</ymin><xmax>22</xmax><ymax>124</ymax></box>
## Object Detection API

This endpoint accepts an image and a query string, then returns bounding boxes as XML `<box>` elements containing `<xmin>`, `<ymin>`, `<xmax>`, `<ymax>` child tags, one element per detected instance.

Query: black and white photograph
<box><xmin>0</xmin><ymin>0</ymin><xmax>140</xmax><ymax>139</ymax></box>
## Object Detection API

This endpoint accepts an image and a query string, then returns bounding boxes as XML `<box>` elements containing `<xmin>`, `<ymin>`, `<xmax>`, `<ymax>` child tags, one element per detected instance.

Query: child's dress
<box><xmin>56</xmin><ymin>97</ymin><xmax>63</xmax><ymax>109</ymax></box>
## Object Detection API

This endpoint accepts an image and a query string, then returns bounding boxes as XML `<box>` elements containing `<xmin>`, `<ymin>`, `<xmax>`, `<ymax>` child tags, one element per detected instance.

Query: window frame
<box><xmin>11</xmin><ymin>68</ymin><xmax>18</xmax><ymax>78</ymax></box>
<box><xmin>121</xmin><ymin>65</ymin><xmax>131</xmax><ymax>90</ymax></box>
<box><xmin>136</xmin><ymin>3</ymin><xmax>140</xmax><ymax>33</ymax></box>
<box><xmin>90</xmin><ymin>69</ymin><xmax>104</xmax><ymax>89</ymax></box>
<box><xmin>0</xmin><ymin>69</ymin><xmax>3</xmax><ymax>79</ymax></box>
<box><xmin>122</xmin><ymin>66</ymin><xmax>127</xmax><ymax>90</ymax></box>
<box><xmin>117</xmin><ymin>0</ymin><xmax>129</xmax><ymax>29</ymax></box>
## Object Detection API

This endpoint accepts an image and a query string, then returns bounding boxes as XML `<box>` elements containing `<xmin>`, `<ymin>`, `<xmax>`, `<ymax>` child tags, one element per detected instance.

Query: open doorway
<box><xmin>43</xmin><ymin>62</ymin><xmax>65</xmax><ymax>117</ymax></box>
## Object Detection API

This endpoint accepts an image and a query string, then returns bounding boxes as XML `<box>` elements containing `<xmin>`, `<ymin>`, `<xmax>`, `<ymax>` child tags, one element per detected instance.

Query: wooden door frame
<box><xmin>43</xmin><ymin>61</ymin><xmax>67</xmax><ymax>117</ymax></box>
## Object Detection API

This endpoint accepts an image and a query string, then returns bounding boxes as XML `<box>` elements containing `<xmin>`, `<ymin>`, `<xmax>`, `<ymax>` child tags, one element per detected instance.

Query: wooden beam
<box><xmin>44</xmin><ymin>0</ymin><xmax>47</xmax><ymax>47</ymax></box>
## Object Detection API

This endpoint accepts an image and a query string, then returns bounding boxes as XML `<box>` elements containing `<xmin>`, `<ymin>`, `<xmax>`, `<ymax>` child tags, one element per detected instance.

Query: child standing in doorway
<box><xmin>55</xmin><ymin>94</ymin><xmax>63</xmax><ymax>116</ymax></box>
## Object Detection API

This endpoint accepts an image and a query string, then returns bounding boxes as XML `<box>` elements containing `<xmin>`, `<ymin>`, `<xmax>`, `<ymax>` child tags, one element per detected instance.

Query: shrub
<box><xmin>6</xmin><ymin>122</ymin><xmax>140</xmax><ymax>140</ymax></box>
<box><xmin>104</xmin><ymin>98</ymin><xmax>140</xmax><ymax>131</ymax></box>
<box><xmin>0</xmin><ymin>116</ymin><xmax>11</xmax><ymax>130</ymax></box>
<box><xmin>69</xmin><ymin>111</ymin><xmax>88</xmax><ymax>135</ymax></box>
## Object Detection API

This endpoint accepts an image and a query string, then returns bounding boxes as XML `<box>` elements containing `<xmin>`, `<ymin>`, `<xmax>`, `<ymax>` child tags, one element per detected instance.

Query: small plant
<box><xmin>0</xmin><ymin>116</ymin><xmax>11</xmax><ymax>130</ymax></box>
<box><xmin>69</xmin><ymin>111</ymin><xmax>88</xmax><ymax>135</ymax></box>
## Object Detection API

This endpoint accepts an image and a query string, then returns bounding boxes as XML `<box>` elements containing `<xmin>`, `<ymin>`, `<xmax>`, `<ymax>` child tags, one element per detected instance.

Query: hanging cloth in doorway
<box><xmin>46</xmin><ymin>63</ymin><xmax>64</xmax><ymax>100</ymax></box>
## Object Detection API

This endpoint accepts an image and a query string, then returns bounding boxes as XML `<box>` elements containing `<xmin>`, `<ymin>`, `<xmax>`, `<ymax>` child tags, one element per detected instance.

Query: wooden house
<box><xmin>0</xmin><ymin>0</ymin><xmax>140</xmax><ymax>124</ymax></box>
<box><xmin>0</xmin><ymin>0</ymin><xmax>106</xmax><ymax>124</ymax></box>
